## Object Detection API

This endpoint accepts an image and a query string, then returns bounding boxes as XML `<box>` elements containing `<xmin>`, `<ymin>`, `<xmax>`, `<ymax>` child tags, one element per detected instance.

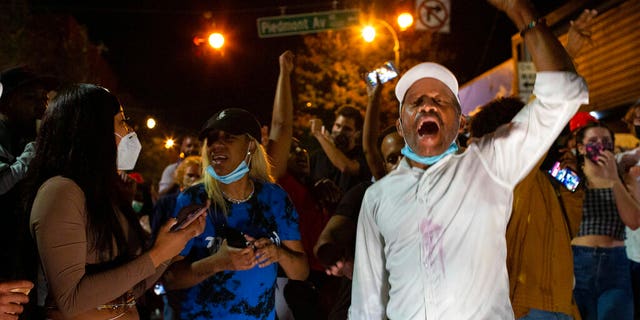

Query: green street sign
<box><xmin>257</xmin><ymin>9</ymin><xmax>360</xmax><ymax>38</ymax></box>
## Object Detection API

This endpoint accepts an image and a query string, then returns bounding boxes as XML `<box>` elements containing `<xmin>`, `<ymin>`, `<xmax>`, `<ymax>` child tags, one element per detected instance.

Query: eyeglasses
<box><xmin>185</xmin><ymin>173</ymin><xmax>201</xmax><ymax>179</ymax></box>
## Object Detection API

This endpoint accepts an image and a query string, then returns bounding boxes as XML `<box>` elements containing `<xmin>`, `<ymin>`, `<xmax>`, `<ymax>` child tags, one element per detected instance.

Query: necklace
<box><xmin>221</xmin><ymin>181</ymin><xmax>254</xmax><ymax>204</ymax></box>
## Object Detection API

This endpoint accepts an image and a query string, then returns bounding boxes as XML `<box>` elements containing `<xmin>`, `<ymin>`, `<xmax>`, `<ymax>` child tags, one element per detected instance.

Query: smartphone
<box><xmin>153</xmin><ymin>283</ymin><xmax>166</xmax><ymax>296</ymax></box>
<box><xmin>366</xmin><ymin>61</ymin><xmax>398</xmax><ymax>87</ymax></box>
<box><xmin>223</xmin><ymin>226</ymin><xmax>249</xmax><ymax>248</ymax></box>
<box><xmin>548</xmin><ymin>161</ymin><xmax>581</xmax><ymax>192</ymax></box>
<box><xmin>170</xmin><ymin>204</ymin><xmax>207</xmax><ymax>232</ymax></box>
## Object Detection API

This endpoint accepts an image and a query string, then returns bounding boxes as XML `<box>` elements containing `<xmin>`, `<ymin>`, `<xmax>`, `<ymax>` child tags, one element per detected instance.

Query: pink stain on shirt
<box><xmin>420</xmin><ymin>218</ymin><xmax>446</xmax><ymax>276</ymax></box>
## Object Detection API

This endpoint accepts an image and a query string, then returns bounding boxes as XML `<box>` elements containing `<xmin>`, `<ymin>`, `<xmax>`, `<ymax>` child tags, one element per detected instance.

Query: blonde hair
<box><xmin>174</xmin><ymin>155</ymin><xmax>202</xmax><ymax>189</ymax></box>
<box><xmin>201</xmin><ymin>135</ymin><xmax>273</xmax><ymax>214</ymax></box>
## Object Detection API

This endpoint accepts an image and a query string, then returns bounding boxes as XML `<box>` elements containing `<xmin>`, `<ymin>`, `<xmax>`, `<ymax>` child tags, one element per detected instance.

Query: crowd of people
<box><xmin>1</xmin><ymin>0</ymin><xmax>639</xmax><ymax>319</ymax></box>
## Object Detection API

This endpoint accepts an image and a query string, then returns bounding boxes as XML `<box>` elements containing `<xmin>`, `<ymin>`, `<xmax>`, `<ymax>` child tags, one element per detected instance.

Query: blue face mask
<box><xmin>206</xmin><ymin>147</ymin><xmax>251</xmax><ymax>184</ymax></box>
<box><xmin>401</xmin><ymin>141</ymin><xmax>458</xmax><ymax>166</ymax></box>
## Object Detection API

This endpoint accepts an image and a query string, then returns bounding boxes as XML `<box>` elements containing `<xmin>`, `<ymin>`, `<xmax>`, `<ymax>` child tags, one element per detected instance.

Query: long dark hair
<box><xmin>25</xmin><ymin>84</ymin><xmax>145</xmax><ymax>261</ymax></box>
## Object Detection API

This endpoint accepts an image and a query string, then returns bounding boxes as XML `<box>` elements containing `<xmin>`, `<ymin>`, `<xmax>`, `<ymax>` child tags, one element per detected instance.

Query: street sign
<box><xmin>416</xmin><ymin>0</ymin><xmax>450</xmax><ymax>33</ymax></box>
<box><xmin>257</xmin><ymin>9</ymin><xmax>360</xmax><ymax>38</ymax></box>
<box><xmin>517</xmin><ymin>61</ymin><xmax>536</xmax><ymax>102</ymax></box>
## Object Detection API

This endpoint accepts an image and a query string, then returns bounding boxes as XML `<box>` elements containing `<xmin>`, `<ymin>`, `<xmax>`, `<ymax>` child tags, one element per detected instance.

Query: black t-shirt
<box><xmin>310</xmin><ymin>145</ymin><xmax>371</xmax><ymax>193</ymax></box>
<box><xmin>335</xmin><ymin>181</ymin><xmax>372</xmax><ymax>222</ymax></box>
<box><xmin>324</xmin><ymin>181</ymin><xmax>372</xmax><ymax>320</ymax></box>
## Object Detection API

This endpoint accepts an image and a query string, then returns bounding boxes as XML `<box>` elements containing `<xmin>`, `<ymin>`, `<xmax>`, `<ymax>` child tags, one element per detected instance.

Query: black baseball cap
<box><xmin>0</xmin><ymin>66</ymin><xmax>59</xmax><ymax>105</ymax></box>
<box><xmin>199</xmin><ymin>108</ymin><xmax>262</xmax><ymax>142</ymax></box>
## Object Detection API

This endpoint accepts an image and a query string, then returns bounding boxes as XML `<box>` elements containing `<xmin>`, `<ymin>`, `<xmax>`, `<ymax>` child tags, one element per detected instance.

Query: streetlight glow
<box><xmin>208</xmin><ymin>33</ymin><xmax>225</xmax><ymax>49</ymax></box>
<box><xmin>146</xmin><ymin>117</ymin><xmax>156</xmax><ymax>129</ymax></box>
<box><xmin>362</xmin><ymin>26</ymin><xmax>376</xmax><ymax>43</ymax></box>
<box><xmin>164</xmin><ymin>138</ymin><xmax>175</xmax><ymax>149</ymax></box>
<box><xmin>397</xmin><ymin>13</ymin><xmax>414</xmax><ymax>30</ymax></box>
<box><xmin>361</xmin><ymin>20</ymin><xmax>400</xmax><ymax>67</ymax></box>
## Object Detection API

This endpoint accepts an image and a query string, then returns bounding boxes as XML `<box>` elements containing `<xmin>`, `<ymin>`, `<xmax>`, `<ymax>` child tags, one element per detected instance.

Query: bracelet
<box><xmin>520</xmin><ymin>18</ymin><xmax>546</xmax><ymax>38</ymax></box>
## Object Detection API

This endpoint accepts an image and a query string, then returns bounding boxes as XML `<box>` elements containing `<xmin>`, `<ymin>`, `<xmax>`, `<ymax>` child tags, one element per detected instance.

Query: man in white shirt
<box><xmin>349</xmin><ymin>0</ymin><xmax>589</xmax><ymax>319</ymax></box>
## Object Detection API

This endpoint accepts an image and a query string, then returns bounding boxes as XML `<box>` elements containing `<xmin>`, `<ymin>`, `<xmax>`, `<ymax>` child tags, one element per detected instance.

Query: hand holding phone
<box><xmin>309</xmin><ymin>118</ymin><xmax>324</xmax><ymax>136</ymax></box>
<box><xmin>548</xmin><ymin>161</ymin><xmax>581</xmax><ymax>192</ymax></box>
<box><xmin>224</xmin><ymin>226</ymin><xmax>250</xmax><ymax>248</ymax></box>
<box><xmin>366</xmin><ymin>61</ymin><xmax>398</xmax><ymax>87</ymax></box>
<box><xmin>171</xmin><ymin>204</ymin><xmax>208</xmax><ymax>232</ymax></box>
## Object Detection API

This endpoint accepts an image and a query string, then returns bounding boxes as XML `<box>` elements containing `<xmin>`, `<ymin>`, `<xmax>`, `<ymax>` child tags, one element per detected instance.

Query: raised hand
<box><xmin>279</xmin><ymin>50</ymin><xmax>295</xmax><ymax>75</ymax></box>
<box><xmin>309</xmin><ymin>118</ymin><xmax>328</xmax><ymax>139</ymax></box>
<box><xmin>584</xmin><ymin>150</ymin><xmax>619</xmax><ymax>188</ymax></box>
<box><xmin>567</xmin><ymin>9</ymin><xmax>598</xmax><ymax>58</ymax></box>
<box><xmin>366</xmin><ymin>73</ymin><xmax>383</xmax><ymax>99</ymax></box>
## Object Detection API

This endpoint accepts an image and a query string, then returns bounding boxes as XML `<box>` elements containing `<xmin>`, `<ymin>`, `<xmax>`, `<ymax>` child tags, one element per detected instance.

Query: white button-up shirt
<box><xmin>350</xmin><ymin>72</ymin><xmax>588</xmax><ymax>320</ymax></box>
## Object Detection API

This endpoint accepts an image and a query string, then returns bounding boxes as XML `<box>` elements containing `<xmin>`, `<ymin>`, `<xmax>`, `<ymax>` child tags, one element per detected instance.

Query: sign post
<box><xmin>257</xmin><ymin>9</ymin><xmax>360</xmax><ymax>38</ymax></box>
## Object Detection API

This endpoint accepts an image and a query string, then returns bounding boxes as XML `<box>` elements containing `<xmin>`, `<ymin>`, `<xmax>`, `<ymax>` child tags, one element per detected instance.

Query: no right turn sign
<box><xmin>416</xmin><ymin>0</ymin><xmax>450</xmax><ymax>33</ymax></box>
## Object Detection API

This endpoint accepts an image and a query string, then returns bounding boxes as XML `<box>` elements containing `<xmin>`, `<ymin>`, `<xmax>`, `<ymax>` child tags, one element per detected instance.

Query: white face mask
<box><xmin>115</xmin><ymin>132</ymin><xmax>142</xmax><ymax>170</ymax></box>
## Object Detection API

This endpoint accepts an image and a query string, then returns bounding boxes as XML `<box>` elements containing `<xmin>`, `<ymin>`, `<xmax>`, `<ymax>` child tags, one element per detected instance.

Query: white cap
<box><xmin>395</xmin><ymin>62</ymin><xmax>460</xmax><ymax>109</ymax></box>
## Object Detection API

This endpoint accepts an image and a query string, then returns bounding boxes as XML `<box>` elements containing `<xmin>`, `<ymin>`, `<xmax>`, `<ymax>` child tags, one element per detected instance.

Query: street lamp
<box><xmin>361</xmin><ymin>13</ymin><xmax>414</xmax><ymax>67</ymax></box>
<box><xmin>193</xmin><ymin>32</ymin><xmax>225</xmax><ymax>50</ymax></box>
<box><xmin>397</xmin><ymin>13</ymin><xmax>414</xmax><ymax>31</ymax></box>
<box><xmin>208</xmin><ymin>32</ymin><xmax>225</xmax><ymax>49</ymax></box>
<box><xmin>146</xmin><ymin>117</ymin><xmax>156</xmax><ymax>129</ymax></box>
<box><xmin>362</xmin><ymin>19</ymin><xmax>400</xmax><ymax>67</ymax></box>
<box><xmin>164</xmin><ymin>138</ymin><xmax>175</xmax><ymax>149</ymax></box>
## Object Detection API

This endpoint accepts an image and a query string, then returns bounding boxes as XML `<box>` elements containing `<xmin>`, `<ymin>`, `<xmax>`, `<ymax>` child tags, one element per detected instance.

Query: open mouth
<box><xmin>212</xmin><ymin>155</ymin><xmax>227</xmax><ymax>165</ymax></box>
<box><xmin>418</xmin><ymin>120</ymin><xmax>439</xmax><ymax>137</ymax></box>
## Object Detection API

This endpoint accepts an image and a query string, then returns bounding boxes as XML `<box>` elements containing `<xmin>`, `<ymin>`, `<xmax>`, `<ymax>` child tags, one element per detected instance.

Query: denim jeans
<box><xmin>629</xmin><ymin>260</ymin><xmax>640</xmax><ymax>320</ymax></box>
<box><xmin>518</xmin><ymin>308</ymin><xmax>573</xmax><ymax>320</ymax></box>
<box><xmin>572</xmin><ymin>245</ymin><xmax>633</xmax><ymax>320</ymax></box>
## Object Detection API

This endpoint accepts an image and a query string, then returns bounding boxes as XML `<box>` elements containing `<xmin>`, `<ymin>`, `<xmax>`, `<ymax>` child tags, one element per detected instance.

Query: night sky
<box><xmin>28</xmin><ymin>0</ymin><xmax>566</xmax><ymax>134</ymax></box>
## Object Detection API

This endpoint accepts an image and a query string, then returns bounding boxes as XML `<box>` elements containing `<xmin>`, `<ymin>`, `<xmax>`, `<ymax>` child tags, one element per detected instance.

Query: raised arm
<box><xmin>363</xmin><ymin>81</ymin><xmax>385</xmax><ymax>180</ymax></box>
<box><xmin>310</xmin><ymin>120</ymin><xmax>361</xmax><ymax>175</ymax></box>
<box><xmin>268</xmin><ymin>51</ymin><xmax>295</xmax><ymax>179</ymax></box>
<box><xmin>478</xmin><ymin>0</ymin><xmax>588</xmax><ymax>187</ymax></box>
<box><xmin>489</xmin><ymin>0</ymin><xmax>575</xmax><ymax>72</ymax></box>
<box><xmin>566</xmin><ymin>9</ymin><xmax>598</xmax><ymax>59</ymax></box>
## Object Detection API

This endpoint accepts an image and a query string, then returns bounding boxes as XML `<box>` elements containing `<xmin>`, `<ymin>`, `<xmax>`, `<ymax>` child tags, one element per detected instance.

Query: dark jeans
<box><xmin>518</xmin><ymin>308</ymin><xmax>573</xmax><ymax>320</ymax></box>
<box><xmin>572</xmin><ymin>245</ymin><xmax>633</xmax><ymax>320</ymax></box>
<box><xmin>630</xmin><ymin>260</ymin><xmax>640</xmax><ymax>320</ymax></box>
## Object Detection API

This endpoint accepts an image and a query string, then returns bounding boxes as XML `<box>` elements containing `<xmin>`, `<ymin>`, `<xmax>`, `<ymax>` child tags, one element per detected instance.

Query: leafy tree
<box><xmin>0</xmin><ymin>0</ymin><xmax>117</xmax><ymax>87</ymax></box>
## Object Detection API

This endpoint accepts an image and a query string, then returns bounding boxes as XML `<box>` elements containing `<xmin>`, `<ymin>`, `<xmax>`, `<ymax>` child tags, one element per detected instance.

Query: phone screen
<box><xmin>171</xmin><ymin>204</ymin><xmax>207</xmax><ymax>232</ymax></box>
<box><xmin>366</xmin><ymin>61</ymin><xmax>398</xmax><ymax>87</ymax></box>
<box><xmin>548</xmin><ymin>161</ymin><xmax>580</xmax><ymax>192</ymax></box>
